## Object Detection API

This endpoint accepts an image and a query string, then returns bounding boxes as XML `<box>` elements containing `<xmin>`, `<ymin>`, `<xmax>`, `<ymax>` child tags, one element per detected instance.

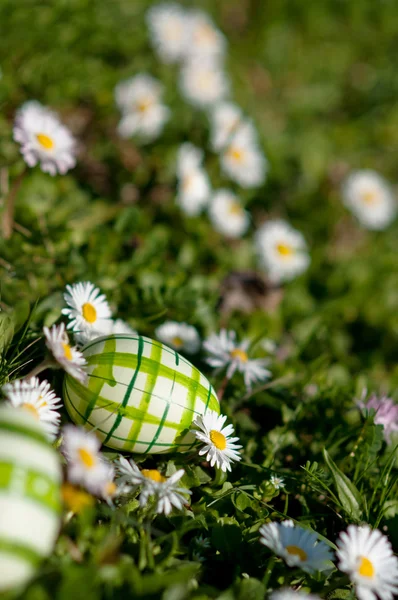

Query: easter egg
<box><xmin>63</xmin><ymin>334</ymin><xmax>220</xmax><ymax>453</ymax></box>
<box><xmin>0</xmin><ymin>406</ymin><xmax>62</xmax><ymax>592</ymax></box>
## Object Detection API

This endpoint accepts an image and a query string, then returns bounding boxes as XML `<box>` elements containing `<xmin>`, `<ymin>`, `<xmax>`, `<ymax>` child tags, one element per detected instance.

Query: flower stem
<box><xmin>23</xmin><ymin>358</ymin><xmax>55</xmax><ymax>380</ymax></box>
<box><xmin>1</xmin><ymin>168</ymin><xmax>27</xmax><ymax>240</ymax></box>
<box><xmin>262</xmin><ymin>556</ymin><xmax>276</xmax><ymax>589</ymax></box>
<box><xmin>217</xmin><ymin>374</ymin><xmax>230</xmax><ymax>401</ymax></box>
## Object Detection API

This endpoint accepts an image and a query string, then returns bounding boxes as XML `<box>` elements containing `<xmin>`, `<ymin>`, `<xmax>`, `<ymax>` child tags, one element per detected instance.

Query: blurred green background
<box><xmin>1</xmin><ymin>0</ymin><xmax>398</xmax><ymax>388</ymax></box>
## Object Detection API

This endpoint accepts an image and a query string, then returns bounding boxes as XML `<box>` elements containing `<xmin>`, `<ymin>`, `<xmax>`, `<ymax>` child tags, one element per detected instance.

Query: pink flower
<box><xmin>357</xmin><ymin>392</ymin><xmax>398</xmax><ymax>444</ymax></box>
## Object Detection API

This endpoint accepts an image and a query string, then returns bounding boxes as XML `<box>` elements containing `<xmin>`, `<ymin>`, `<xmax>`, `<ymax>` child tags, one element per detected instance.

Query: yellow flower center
<box><xmin>141</xmin><ymin>469</ymin><xmax>166</xmax><ymax>483</ymax></box>
<box><xmin>229</xmin><ymin>202</ymin><xmax>243</xmax><ymax>216</ymax></box>
<box><xmin>276</xmin><ymin>243</ymin><xmax>294</xmax><ymax>257</ymax></box>
<box><xmin>172</xmin><ymin>336</ymin><xmax>184</xmax><ymax>348</ymax></box>
<box><xmin>183</xmin><ymin>174</ymin><xmax>194</xmax><ymax>192</ymax></box>
<box><xmin>62</xmin><ymin>483</ymin><xmax>94</xmax><ymax>513</ymax></box>
<box><xmin>82</xmin><ymin>302</ymin><xmax>97</xmax><ymax>324</ymax></box>
<box><xmin>36</xmin><ymin>133</ymin><xmax>54</xmax><ymax>150</ymax></box>
<box><xmin>286</xmin><ymin>545</ymin><xmax>307</xmax><ymax>562</ymax></box>
<box><xmin>137</xmin><ymin>98</ymin><xmax>153</xmax><ymax>114</ymax></box>
<box><xmin>362</xmin><ymin>191</ymin><xmax>379</xmax><ymax>205</ymax></box>
<box><xmin>227</xmin><ymin>146</ymin><xmax>244</xmax><ymax>163</ymax></box>
<box><xmin>230</xmin><ymin>348</ymin><xmax>248</xmax><ymax>363</ymax></box>
<box><xmin>358</xmin><ymin>556</ymin><xmax>375</xmax><ymax>578</ymax></box>
<box><xmin>209</xmin><ymin>430</ymin><xmax>227</xmax><ymax>450</ymax></box>
<box><xmin>105</xmin><ymin>481</ymin><xmax>117</xmax><ymax>497</ymax></box>
<box><xmin>22</xmin><ymin>403</ymin><xmax>40</xmax><ymax>419</ymax></box>
<box><xmin>78</xmin><ymin>447</ymin><xmax>96</xmax><ymax>469</ymax></box>
<box><xmin>62</xmin><ymin>342</ymin><xmax>73</xmax><ymax>361</ymax></box>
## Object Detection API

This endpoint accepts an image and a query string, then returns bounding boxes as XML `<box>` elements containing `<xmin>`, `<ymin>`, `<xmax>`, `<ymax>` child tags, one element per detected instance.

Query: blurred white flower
<box><xmin>203</xmin><ymin>329</ymin><xmax>271</xmax><ymax>390</ymax></box>
<box><xmin>13</xmin><ymin>100</ymin><xmax>76</xmax><ymax>176</ymax></box>
<box><xmin>255</xmin><ymin>220</ymin><xmax>310</xmax><ymax>284</ymax></box>
<box><xmin>176</xmin><ymin>143</ymin><xmax>210</xmax><ymax>215</ymax></box>
<box><xmin>43</xmin><ymin>322</ymin><xmax>87</xmax><ymax>384</ymax></box>
<box><xmin>271</xmin><ymin>589</ymin><xmax>321</xmax><ymax>600</ymax></box>
<box><xmin>146</xmin><ymin>3</ymin><xmax>189</xmax><ymax>63</ymax></box>
<box><xmin>208</xmin><ymin>189</ymin><xmax>250</xmax><ymax>238</ymax></box>
<box><xmin>337</xmin><ymin>524</ymin><xmax>398</xmax><ymax>600</ymax></box>
<box><xmin>191</xmin><ymin>411</ymin><xmax>242</xmax><ymax>472</ymax></box>
<box><xmin>185</xmin><ymin>10</ymin><xmax>226</xmax><ymax>61</ymax></box>
<box><xmin>117</xmin><ymin>457</ymin><xmax>191</xmax><ymax>515</ymax></box>
<box><xmin>3</xmin><ymin>377</ymin><xmax>62</xmax><ymax>441</ymax></box>
<box><xmin>179</xmin><ymin>58</ymin><xmax>229</xmax><ymax>108</ymax></box>
<box><xmin>155</xmin><ymin>321</ymin><xmax>201</xmax><ymax>354</ymax></box>
<box><xmin>62</xmin><ymin>281</ymin><xmax>113</xmax><ymax>345</ymax></box>
<box><xmin>62</xmin><ymin>425</ymin><xmax>109</xmax><ymax>493</ymax></box>
<box><xmin>342</xmin><ymin>170</ymin><xmax>397</xmax><ymax>230</ymax></box>
<box><xmin>209</xmin><ymin>101</ymin><xmax>243</xmax><ymax>151</ymax></box>
<box><xmin>220</xmin><ymin>124</ymin><xmax>267</xmax><ymax>188</ymax></box>
<box><xmin>270</xmin><ymin>475</ymin><xmax>285</xmax><ymax>490</ymax></box>
<box><xmin>115</xmin><ymin>74</ymin><xmax>170</xmax><ymax>140</ymax></box>
<box><xmin>111</xmin><ymin>319</ymin><xmax>137</xmax><ymax>335</ymax></box>
<box><xmin>259</xmin><ymin>520</ymin><xmax>333</xmax><ymax>574</ymax></box>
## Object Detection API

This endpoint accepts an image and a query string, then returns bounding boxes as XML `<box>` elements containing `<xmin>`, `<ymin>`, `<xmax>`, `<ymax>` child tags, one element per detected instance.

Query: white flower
<box><xmin>270</xmin><ymin>475</ymin><xmax>285</xmax><ymax>490</ymax></box>
<box><xmin>176</xmin><ymin>143</ymin><xmax>210</xmax><ymax>215</ymax></box>
<box><xmin>117</xmin><ymin>456</ymin><xmax>191</xmax><ymax>515</ymax></box>
<box><xmin>270</xmin><ymin>589</ymin><xmax>321</xmax><ymax>600</ymax></box>
<box><xmin>255</xmin><ymin>220</ymin><xmax>310</xmax><ymax>284</ymax></box>
<box><xmin>191</xmin><ymin>411</ymin><xmax>242</xmax><ymax>472</ymax></box>
<box><xmin>115</xmin><ymin>74</ymin><xmax>170</xmax><ymax>140</ymax></box>
<box><xmin>43</xmin><ymin>322</ymin><xmax>87</xmax><ymax>383</ymax></box>
<box><xmin>62</xmin><ymin>281</ymin><xmax>113</xmax><ymax>344</ymax></box>
<box><xmin>185</xmin><ymin>10</ymin><xmax>226</xmax><ymax>61</ymax></box>
<box><xmin>220</xmin><ymin>123</ymin><xmax>267</xmax><ymax>188</ymax></box>
<box><xmin>155</xmin><ymin>321</ymin><xmax>201</xmax><ymax>354</ymax></box>
<box><xmin>111</xmin><ymin>319</ymin><xmax>137</xmax><ymax>335</ymax></box>
<box><xmin>336</xmin><ymin>524</ymin><xmax>398</xmax><ymax>600</ymax></box>
<box><xmin>95</xmin><ymin>463</ymin><xmax>118</xmax><ymax>504</ymax></box>
<box><xmin>13</xmin><ymin>100</ymin><xmax>76</xmax><ymax>176</ymax></box>
<box><xmin>2</xmin><ymin>377</ymin><xmax>61</xmax><ymax>441</ymax></box>
<box><xmin>179</xmin><ymin>58</ymin><xmax>229</xmax><ymax>108</ymax></box>
<box><xmin>146</xmin><ymin>3</ymin><xmax>189</xmax><ymax>63</ymax></box>
<box><xmin>342</xmin><ymin>170</ymin><xmax>397</xmax><ymax>230</ymax></box>
<box><xmin>62</xmin><ymin>425</ymin><xmax>109</xmax><ymax>493</ymax></box>
<box><xmin>209</xmin><ymin>102</ymin><xmax>243</xmax><ymax>151</ymax></box>
<box><xmin>203</xmin><ymin>329</ymin><xmax>271</xmax><ymax>390</ymax></box>
<box><xmin>259</xmin><ymin>520</ymin><xmax>333</xmax><ymax>574</ymax></box>
<box><xmin>209</xmin><ymin>189</ymin><xmax>250</xmax><ymax>238</ymax></box>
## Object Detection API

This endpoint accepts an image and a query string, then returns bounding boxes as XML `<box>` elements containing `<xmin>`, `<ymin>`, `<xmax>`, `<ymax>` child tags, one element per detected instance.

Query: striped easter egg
<box><xmin>0</xmin><ymin>406</ymin><xmax>62</xmax><ymax>592</ymax></box>
<box><xmin>64</xmin><ymin>334</ymin><xmax>220</xmax><ymax>453</ymax></box>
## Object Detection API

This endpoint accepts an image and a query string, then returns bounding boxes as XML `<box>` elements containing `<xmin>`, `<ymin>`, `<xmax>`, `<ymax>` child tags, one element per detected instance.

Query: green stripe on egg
<box><xmin>64</xmin><ymin>333</ymin><xmax>220</xmax><ymax>453</ymax></box>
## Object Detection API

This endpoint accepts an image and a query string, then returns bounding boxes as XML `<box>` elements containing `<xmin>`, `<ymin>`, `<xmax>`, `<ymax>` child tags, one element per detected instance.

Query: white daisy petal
<box><xmin>155</xmin><ymin>321</ymin><xmax>201</xmax><ymax>354</ymax></box>
<box><xmin>43</xmin><ymin>322</ymin><xmax>87</xmax><ymax>383</ymax></box>
<box><xmin>179</xmin><ymin>58</ymin><xmax>229</xmax><ymax>109</ymax></box>
<box><xmin>342</xmin><ymin>170</ymin><xmax>397</xmax><ymax>230</ymax></box>
<box><xmin>220</xmin><ymin>122</ymin><xmax>267</xmax><ymax>188</ymax></box>
<box><xmin>13</xmin><ymin>101</ymin><xmax>76</xmax><ymax>176</ymax></box>
<box><xmin>209</xmin><ymin>189</ymin><xmax>250</xmax><ymax>239</ymax></box>
<box><xmin>62</xmin><ymin>425</ymin><xmax>109</xmax><ymax>493</ymax></box>
<box><xmin>176</xmin><ymin>143</ymin><xmax>210</xmax><ymax>215</ymax></box>
<box><xmin>191</xmin><ymin>410</ymin><xmax>242</xmax><ymax>472</ymax></box>
<box><xmin>61</xmin><ymin>281</ymin><xmax>113</xmax><ymax>343</ymax></box>
<box><xmin>146</xmin><ymin>3</ymin><xmax>190</xmax><ymax>63</ymax></box>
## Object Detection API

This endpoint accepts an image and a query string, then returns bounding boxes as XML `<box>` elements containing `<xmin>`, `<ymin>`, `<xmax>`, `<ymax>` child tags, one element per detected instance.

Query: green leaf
<box><xmin>236</xmin><ymin>578</ymin><xmax>266</xmax><ymax>600</ymax></box>
<box><xmin>0</xmin><ymin>312</ymin><xmax>14</xmax><ymax>355</ymax></box>
<box><xmin>323</xmin><ymin>449</ymin><xmax>362</xmax><ymax>520</ymax></box>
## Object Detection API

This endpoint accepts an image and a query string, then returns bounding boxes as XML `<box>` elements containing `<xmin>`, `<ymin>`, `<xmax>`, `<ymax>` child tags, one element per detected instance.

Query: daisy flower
<box><xmin>62</xmin><ymin>425</ymin><xmax>109</xmax><ymax>493</ymax></box>
<box><xmin>209</xmin><ymin>101</ymin><xmax>243</xmax><ymax>151</ymax></box>
<box><xmin>255</xmin><ymin>220</ymin><xmax>310</xmax><ymax>284</ymax></box>
<box><xmin>43</xmin><ymin>322</ymin><xmax>87</xmax><ymax>383</ymax></box>
<box><xmin>2</xmin><ymin>377</ymin><xmax>61</xmax><ymax>441</ymax></box>
<box><xmin>13</xmin><ymin>100</ymin><xmax>76</xmax><ymax>176</ymax></box>
<box><xmin>117</xmin><ymin>456</ymin><xmax>191</xmax><ymax>515</ymax></box>
<box><xmin>259</xmin><ymin>520</ymin><xmax>333</xmax><ymax>574</ymax></box>
<box><xmin>185</xmin><ymin>10</ymin><xmax>226</xmax><ymax>61</ymax></box>
<box><xmin>179</xmin><ymin>58</ymin><xmax>229</xmax><ymax>109</ymax></box>
<box><xmin>111</xmin><ymin>319</ymin><xmax>137</xmax><ymax>335</ymax></box>
<box><xmin>220</xmin><ymin>123</ymin><xmax>267</xmax><ymax>188</ymax></box>
<box><xmin>146</xmin><ymin>3</ymin><xmax>189</xmax><ymax>64</ymax></box>
<box><xmin>155</xmin><ymin>321</ymin><xmax>201</xmax><ymax>354</ymax></box>
<box><xmin>176</xmin><ymin>143</ymin><xmax>210</xmax><ymax>215</ymax></box>
<box><xmin>270</xmin><ymin>475</ymin><xmax>285</xmax><ymax>490</ymax></box>
<box><xmin>190</xmin><ymin>411</ymin><xmax>242</xmax><ymax>472</ymax></box>
<box><xmin>95</xmin><ymin>463</ymin><xmax>118</xmax><ymax>505</ymax></box>
<box><xmin>342</xmin><ymin>170</ymin><xmax>397</xmax><ymax>230</ymax></box>
<box><xmin>203</xmin><ymin>329</ymin><xmax>271</xmax><ymax>390</ymax></box>
<box><xmin>115</xmin><ymin>74</ymin><xmax>170</xmax><ymax>140</ymax></box>
<box><xmin>336</xmin><ymin>524</ymin><xmax>398</xmax><ymax>600</ymax></box>
<box><xmin>62</xmin><ymin>281</ymin><xmax>113</xmax><ymax>345</ymax></box>
<box><xmin>356</xmin><ymin>391</ymin><xmax>398</xmax><ymax>445</ymax></box>
<box><xmin>208</xmin><ymin>189</ymin><xmax>250</xmax><ymax>238</ymax></box>
<box><xmin>270</xmin><ymin>589</ymin><xmax>321</xmax><ymax>600</ymax></box>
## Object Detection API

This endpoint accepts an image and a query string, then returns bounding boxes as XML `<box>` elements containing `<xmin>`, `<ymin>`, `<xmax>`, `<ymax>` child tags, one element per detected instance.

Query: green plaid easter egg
<box><xmin>64</xmin><ymin>333</ymin><xmax>220</xmax><ymax>453</ymax></box>
<box><xmin>0</xmin><ymin>406</ymin><xmax>62</xmax><ymax>592</ymax></box>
